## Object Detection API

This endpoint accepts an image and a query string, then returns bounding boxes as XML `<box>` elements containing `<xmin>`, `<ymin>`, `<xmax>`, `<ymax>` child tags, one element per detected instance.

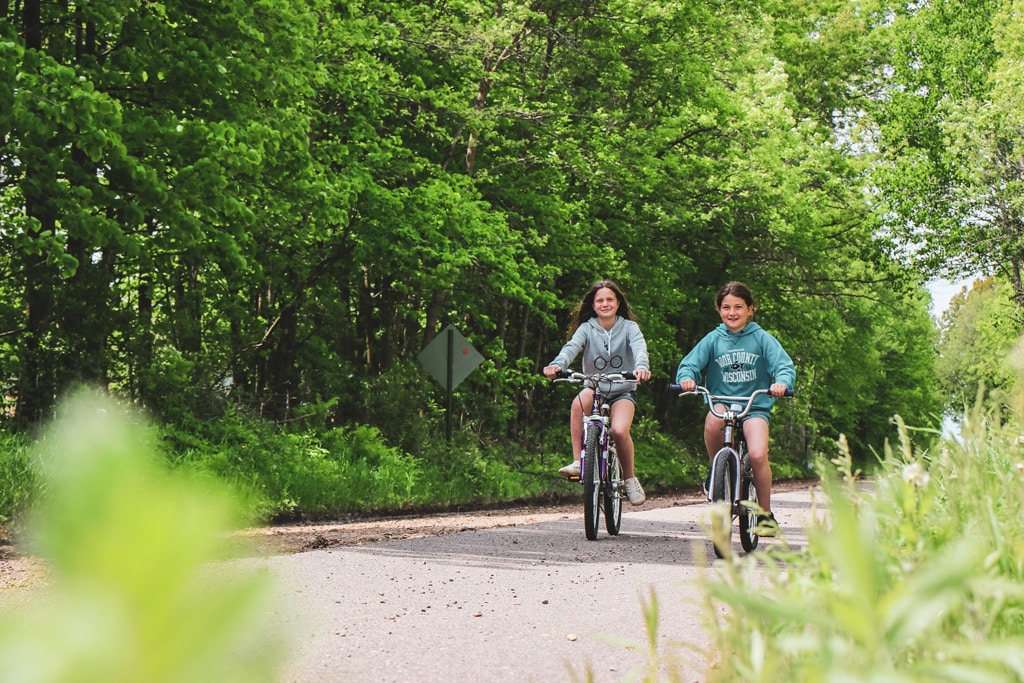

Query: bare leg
<box><xmin>569</xmin><ymin>388</ymin><xmax>593</xmax><ymax>462</ymax></box>
<box><xmin>742</xmin><ymin>417</ymin><xmax>772</xmax><ymax>514</ymax></box>
<box><xmin>612</xmin><ymin>398</ymin><xmax>646</xmax><ymax>505</ymax></box>
<box><xmin>609</xmin><ymin>399</ymin><xmax>637</xmax><ymax>478</ymax></box>
<box><xmin>703</xmin><ymin>409</ymin><xmax>726</xmax><ymax>461</ymax></box>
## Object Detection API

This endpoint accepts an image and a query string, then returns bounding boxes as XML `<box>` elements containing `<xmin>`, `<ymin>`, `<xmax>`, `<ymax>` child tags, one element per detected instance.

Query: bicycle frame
<box><xmin>582</xmin><ymin>390</ymin><xmax>612</xmax><ymax>482</ymax></box>
<box><xmin>682</xmin><ymin>387</ymin><xmax>781</xmax><ymax>495</ymax></box>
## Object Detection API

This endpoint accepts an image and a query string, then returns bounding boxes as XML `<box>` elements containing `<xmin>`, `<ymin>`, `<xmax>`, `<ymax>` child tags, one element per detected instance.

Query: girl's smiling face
<box><xmin>592</xmin><ymin>287</ymin><xmax>620</xmax><ymax>323</ymax></box>
<box><xmin>718</xmin><ymin>294</ymin><xmax>752</xmax><ymax>333</ymax></box>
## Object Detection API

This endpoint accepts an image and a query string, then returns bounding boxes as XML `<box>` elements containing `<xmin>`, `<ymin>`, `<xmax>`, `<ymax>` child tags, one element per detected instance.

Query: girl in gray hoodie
<box><xmin>543</xmin><ymin>280</ymin><xmax>651</xmax><ymax>505</ymax></box>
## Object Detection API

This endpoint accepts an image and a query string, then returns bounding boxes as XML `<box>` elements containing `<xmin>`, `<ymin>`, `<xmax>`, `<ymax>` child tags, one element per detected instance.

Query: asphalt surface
<box><xmin>250</xmin><ymin>484</ymin><xmax>823</xmax><ymax>683</ymax></box>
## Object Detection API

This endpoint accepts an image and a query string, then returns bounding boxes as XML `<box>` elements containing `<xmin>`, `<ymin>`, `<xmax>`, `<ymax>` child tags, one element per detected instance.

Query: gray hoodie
<box><xmin>549</xmin><ymin>316</ymin><xmax>650</xmax><ymax>395</ymax></box>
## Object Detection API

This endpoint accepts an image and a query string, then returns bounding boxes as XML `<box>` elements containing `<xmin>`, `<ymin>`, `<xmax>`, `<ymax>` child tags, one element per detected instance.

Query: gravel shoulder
<box><xmin>1</xmin><ymin>480</ymin><xmax>816</xmax><ymax>590</ymax></box>
<box><xmin>233</xmin><ymin>479</ymin><xmax>816</xmax><ymax>555</ymax></box>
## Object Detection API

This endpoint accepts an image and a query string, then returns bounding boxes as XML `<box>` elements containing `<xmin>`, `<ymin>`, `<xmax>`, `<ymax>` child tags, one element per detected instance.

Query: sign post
<box><xmin>417</xmin><ymin>324</ymin><xmax>484</xmax><ymax>442</ymax></box>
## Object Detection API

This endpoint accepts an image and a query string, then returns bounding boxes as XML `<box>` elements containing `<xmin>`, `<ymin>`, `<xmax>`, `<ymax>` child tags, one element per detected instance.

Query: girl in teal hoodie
<box><xmin>675</xmin><ymin>281</ymin><xmax>795</xmax><ymax>533</ymax></box>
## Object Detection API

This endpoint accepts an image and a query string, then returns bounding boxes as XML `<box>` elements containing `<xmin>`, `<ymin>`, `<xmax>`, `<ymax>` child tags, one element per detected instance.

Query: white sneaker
<box><xmin>558</xmin><ymin>461</ymin><xmax>581</xmax><ymax>478</ymax></box>
<box><xmin>624</xmin><ymin>477</ymin><xmax>646</xmax><ymax>505</ymax></box>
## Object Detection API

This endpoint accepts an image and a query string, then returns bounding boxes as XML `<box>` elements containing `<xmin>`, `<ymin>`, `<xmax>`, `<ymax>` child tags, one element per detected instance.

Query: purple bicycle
<box><xmin>552</xmin><ymin>370</ymin><xmax>636</xmax><ymax>540</ymax></box>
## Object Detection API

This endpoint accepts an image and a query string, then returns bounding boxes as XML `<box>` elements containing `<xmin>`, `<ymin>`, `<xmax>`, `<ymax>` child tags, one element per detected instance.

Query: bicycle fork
<box><xmin>711</xmin><ymin>411</ymin><xmax>743</xmax><ymax>508</ymax></box>
<box><xmin>581</xmin><ymin>406</ymin><xmax>612</xmax><ymax>484</ymax></box>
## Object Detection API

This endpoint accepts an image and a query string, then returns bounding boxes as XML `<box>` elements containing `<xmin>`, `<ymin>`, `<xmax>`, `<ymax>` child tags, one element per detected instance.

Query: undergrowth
<box><xmin>633</xmin><ymin>399</ymin><xmax>1024</xmax><ymax>682</ymax></box>
<box><xmin>2</xmin><ymin>401</ymin><xmax>812</xmax><ymax>526</ymax></box>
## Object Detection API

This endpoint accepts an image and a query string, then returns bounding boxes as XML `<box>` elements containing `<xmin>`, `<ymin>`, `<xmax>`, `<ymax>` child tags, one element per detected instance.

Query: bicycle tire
<box><xmin>604</xmin><ymin>443</ymin><xmax>622</xmax><ymax>536</ymax></box>
<box><xmin>583</xmin><ymin>427</ymin><xmax>601</xmax><ymax>541</ymax></box>
<box><xmin>709</xmin><ymin>448</ymin><xmax>735</xmax><ymax>504</ymax></box>
<box><xmin>738</xmin><ymin>462</ymin><xmax>760</xmax><ymax>552</ymax></box>
<box><xmin>710</xmin><ymin>448</ymin><xmax>736</xmax><ymax>559</ymax></box>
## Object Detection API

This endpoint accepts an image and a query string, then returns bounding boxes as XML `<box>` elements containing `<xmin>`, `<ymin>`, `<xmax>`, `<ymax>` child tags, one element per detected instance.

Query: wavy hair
<box><xmin>566</xmin><ymin>279</ymin><xmax>638</xmax><ymax>339</ymax></box>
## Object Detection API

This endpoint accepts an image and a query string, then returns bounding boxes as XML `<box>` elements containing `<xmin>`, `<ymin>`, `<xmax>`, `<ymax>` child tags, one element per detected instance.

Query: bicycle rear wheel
<box><xmin>603</xmin><ymin>444</ymin><xmax>622</xmax><ymax>536</ymax></box>
<box><xmin>583</xmin><ymin>427</ymin><xmax>601</xmax><ymax>541</ymax></box>
<box><xmin>738</xmin><ymin>462</ymin><xmax>760</xmax><ymax>552</ymax></box>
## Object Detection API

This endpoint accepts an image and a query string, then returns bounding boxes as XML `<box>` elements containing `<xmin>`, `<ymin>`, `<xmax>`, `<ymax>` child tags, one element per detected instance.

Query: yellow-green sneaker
<box><xmin>756</xmin><ymin>512</ymin><xmax>779</xmax><ymax>537</ymax></box>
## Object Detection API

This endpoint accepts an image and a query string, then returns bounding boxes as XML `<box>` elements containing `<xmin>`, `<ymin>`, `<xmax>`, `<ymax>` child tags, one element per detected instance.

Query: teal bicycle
<box><xmin>671</xmin><ymin>385</ymin><xmax>792</xmax><ymax>558</ymax></box>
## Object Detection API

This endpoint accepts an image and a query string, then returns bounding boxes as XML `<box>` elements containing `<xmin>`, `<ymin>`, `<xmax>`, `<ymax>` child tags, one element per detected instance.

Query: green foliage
<box><xmin>413</xmin><ymin>431</ymin><xmax>548</xmax><ymax>507</ymax></box>
<box><xmin>692</xmin><ymin>402</ymin><xmax>1024</xmax><ymax>682</ymax></box>
<box><xmin>0</xmin><ymin>390</ymin><xmax>284</xmax><ymax>683</ymax></box>
<box><xmin>631</xmin><ymin>415</ymin><xmax>707</xmax><ymax>489</ymax></box>
<box><xmin>863</xmin><ymin>0</ymin><xmax>1024</xmax><ymax>307</ymax></box>
<box><xmin>0</xmin><ymin>431</ymin><xmax>36</xmax><ymax>524</ymax></box>
<box><xmin>159</xmin><ymin>408</ymin><xmax>559</xmax><ymax>521</ymax></box>
<box><xmin>354</xmin><ymin>361</ymin><xmax>445</xmax><ymax>455</ymax></box>
<box><xmin>936</xmin><ymin>277</ymin><xmax>1021</xmax><ymax>411</ymax></box>
<box><xmin>1</xmin><ymin>0</ymin><xmax>943</xmax><ymax>524</ymax></box>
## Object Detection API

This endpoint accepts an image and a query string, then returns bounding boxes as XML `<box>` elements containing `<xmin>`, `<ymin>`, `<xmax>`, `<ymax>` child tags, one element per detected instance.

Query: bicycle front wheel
<box><xmin>583</xmin><ymin>427</ymin><xmax>601</xmax><ymax>541</ymax></box>
<box><xmin>709</xmin><ymin>448</ymin><xmax>736</xmax><ymax>559</ymax></box>
<box><xmin>709</xmin><ymin>448</ymin><xmax>735</xmax><ymax>504</ymax></box>
<box><xmin>603</xmin><ymin>443</ymin><xmax>622</xmax><ymax>536</ymax></box>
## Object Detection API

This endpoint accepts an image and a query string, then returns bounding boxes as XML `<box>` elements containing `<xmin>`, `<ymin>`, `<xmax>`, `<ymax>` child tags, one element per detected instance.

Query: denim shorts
<box><xmin>606</xmin><ymin>391</ymin><xmax>637</xmax><ymax>405</ymax></box>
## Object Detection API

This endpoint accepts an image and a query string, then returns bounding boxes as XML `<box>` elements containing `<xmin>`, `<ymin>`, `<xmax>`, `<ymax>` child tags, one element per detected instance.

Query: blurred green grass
<box><xmin>694</xmin><ymin>405</ymin><xmax>1024</xmax><ymax>682</ymax></box>
<box><xmin>0</xmin><ymin>389</ymin><xmax>285</xmax><ymax>683</ymax></box>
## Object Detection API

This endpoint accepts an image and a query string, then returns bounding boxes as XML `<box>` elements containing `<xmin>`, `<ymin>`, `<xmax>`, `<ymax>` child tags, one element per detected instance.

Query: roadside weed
<box><xmin>701</xmin><ymin>405</ymin><xmax>1024</xmax><ymax>682</ymax></box>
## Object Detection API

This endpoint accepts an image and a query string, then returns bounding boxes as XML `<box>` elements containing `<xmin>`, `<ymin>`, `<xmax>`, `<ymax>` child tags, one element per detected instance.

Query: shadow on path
<box><xmin>342</xmin><ymin>499</ymin><xmax>811</xmax><ymax>570</ymax></box>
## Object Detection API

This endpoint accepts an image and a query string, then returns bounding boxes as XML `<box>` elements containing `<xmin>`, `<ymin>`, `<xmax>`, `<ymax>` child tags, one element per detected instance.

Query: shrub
<box><xmin>0</xmin><ymin>390</ymin><xmax>283</xmax><ymax>683</ymax></box>
<box><xmin>0</xmin><ymin>431</ymin><xmax>37</xmax><ymax>524</ymax></box>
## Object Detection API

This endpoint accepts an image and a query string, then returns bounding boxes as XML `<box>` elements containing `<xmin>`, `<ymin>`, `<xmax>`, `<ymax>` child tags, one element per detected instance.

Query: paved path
<box><xmin>254</xmin><ymin>484</ymin><xmax>822</xmax><ymax>683</ymax></box>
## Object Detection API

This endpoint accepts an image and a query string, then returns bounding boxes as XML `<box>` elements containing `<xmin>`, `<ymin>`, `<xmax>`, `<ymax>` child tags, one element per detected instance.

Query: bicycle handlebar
<box><xmin>669</xmin><ymin>384</ymin><xmax>793</xmax><ymax>420</ymax></box>
<box><xmin>552</xmin><ymin>370</ymin><xmax>636</xmax><ymax>383</ymax></box>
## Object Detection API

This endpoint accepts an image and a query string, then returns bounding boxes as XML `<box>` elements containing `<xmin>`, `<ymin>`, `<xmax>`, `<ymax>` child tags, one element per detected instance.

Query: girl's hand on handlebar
<box><xmin>678</xmin><ymin>378</ymin><xmax>696</xmax><ymax>392</ymax></box>
<box><xmin>542</xmin><ymin>365</ymin><xmax>562</xmax><ymax>378</ymax></box>
<box><xmin>632</xmin><ymin>368</ymin><xmax>651</xmax><ymax>383</ymax></box>
<box><xmin>769</xmin><ymin>383</ymin><xmax>788</xmax><ymax>397</ymax></box>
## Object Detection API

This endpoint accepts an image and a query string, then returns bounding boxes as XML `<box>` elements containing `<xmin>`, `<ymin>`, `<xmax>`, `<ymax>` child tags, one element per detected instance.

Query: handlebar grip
<box><xmin>623</xmin><ymin>371</ymin><xmax>636</xmax><ymax>380</ymax></box>
<box><xmin>783</xmin><ymin>388</ymin><xmax>794</xmax><ymax>397</ymax></box>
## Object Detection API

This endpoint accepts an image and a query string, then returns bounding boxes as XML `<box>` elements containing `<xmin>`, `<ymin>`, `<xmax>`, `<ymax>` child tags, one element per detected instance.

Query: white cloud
<box><xmin>927</xmin><ymin>277</ymin><xmax>971</xmax><ymax>318</ymax></box>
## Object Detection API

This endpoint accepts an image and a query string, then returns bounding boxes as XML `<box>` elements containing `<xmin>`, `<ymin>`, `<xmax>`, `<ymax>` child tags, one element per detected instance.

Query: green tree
<box><xmin>864</xmin><ymin>0</ymin><xmax>1024</xmax><ymax>304</ymax></box>
<box><xmin>936</xmin><ymin>277</ymin><xmax>1020</xmax><ymax>411</ymax></box>
<box><xmin>1</xmin><ymin>0</ymin><xmax>322</xmax><ymax>424</ymax></box>
<box><xmin>0</xmin><ymin>0</ymin><xmax>944</xmax><ymax>485</ymax></box>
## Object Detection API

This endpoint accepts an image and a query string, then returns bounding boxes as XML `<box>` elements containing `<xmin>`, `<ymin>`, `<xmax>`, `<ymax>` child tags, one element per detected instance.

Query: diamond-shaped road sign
<box><xmin>417</xmin><ymin>324</ymin><xmax>484</xmax><ymax>391</ymax></box>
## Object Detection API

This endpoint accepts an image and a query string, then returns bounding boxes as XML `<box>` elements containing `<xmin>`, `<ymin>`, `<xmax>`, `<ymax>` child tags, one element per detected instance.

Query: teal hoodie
<box><xmin>675</xmin><ymin>322</ymin><xmax>795</xmax><ymax>414</ymax></box>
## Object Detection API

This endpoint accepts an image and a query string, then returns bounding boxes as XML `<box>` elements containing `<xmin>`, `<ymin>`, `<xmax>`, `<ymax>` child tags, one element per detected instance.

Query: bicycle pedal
<box><xmin>567</xmin><ymin>475</ymin><xmax>580</xmax><ymax>482</ymax></box>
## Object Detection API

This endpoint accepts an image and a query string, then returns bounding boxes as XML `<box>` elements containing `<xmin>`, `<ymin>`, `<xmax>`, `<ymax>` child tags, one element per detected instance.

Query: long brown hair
<box><xmin>566</xmin><ymin>279</ymin><xmax>638</xmax><ymax>339</ymax></box>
